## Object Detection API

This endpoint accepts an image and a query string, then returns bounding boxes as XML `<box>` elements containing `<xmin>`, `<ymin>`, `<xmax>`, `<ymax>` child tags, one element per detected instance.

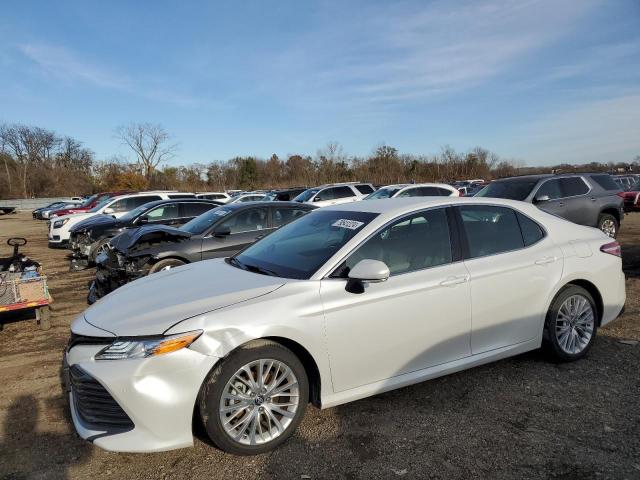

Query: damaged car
<box><xmin>88</xmin><ymin>201</ymin><xmax>316</xmax><ymax>303</ymax></box>
<box><xmin>68</xmin><ymin>199</ymin><xmax>222</xmax><ymax>271</ymax></box>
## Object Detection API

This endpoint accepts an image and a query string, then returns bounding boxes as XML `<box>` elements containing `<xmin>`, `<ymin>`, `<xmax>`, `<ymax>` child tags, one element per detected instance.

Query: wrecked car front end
<box><xmin>69</xmin><ymin>230</ymin><xmax>96</xmax><ymax>271</ymax></box>
<box><xmin>88</xmin><ymin>226</ymin><xmax>192</xmax><ymax>304</ymax></box>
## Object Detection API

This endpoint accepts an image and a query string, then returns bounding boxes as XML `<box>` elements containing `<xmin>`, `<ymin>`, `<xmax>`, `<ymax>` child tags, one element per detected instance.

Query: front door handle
<box><xmin>535</xmin><ymin>256</ymin><xmax>556</xmax><ymax>265</ymax></box>
<box><xmin>439</xmin><ymin>275</ymin><xmax>469</xmax><ymax>287</ymax></box>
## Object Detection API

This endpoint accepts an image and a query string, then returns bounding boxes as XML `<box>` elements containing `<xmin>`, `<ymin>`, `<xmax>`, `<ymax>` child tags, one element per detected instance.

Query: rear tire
<box><xmin>544</xmin><ymin>285</ymin><xmax>598</xmax><ymax>362</ymax></box>
<box><xmin>148</xmin><ymin>258</ymin><xmax>185</xmax><ymax>274</ymax></box>
<box><xmin>597</xmin><ymin>213</ymin><xmax>618</xmax><ymax>238</ymax></box>
<box><xmin>198</xmin><ymin>340</ymin><xmax>308</xmax><ymax>455</ymax></box>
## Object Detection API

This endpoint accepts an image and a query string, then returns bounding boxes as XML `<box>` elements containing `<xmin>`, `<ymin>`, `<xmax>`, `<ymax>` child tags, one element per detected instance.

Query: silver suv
<box><xmin>476</xmin><ymin>173</ymin><xmax>624</xmax><ymax>237</ymax></box>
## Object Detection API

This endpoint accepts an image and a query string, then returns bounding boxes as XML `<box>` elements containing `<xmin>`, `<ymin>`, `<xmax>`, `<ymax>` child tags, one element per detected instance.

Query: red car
<box><xmin>50</xmin><ymin>191</ymin><xmax>134</xmax><ymax>218</ymax></box>
<box><xmin>619</xmin><ymin>180</ymin><xmax>640</xmax><ymax>212</ymax></box>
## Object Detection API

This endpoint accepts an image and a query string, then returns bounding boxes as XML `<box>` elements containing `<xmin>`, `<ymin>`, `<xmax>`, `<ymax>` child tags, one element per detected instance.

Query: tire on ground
<box><xmin>148</xmin><ymin>258</ymin><xmax>185</xmax><ymax>274</ymax></box>
<box><xmin>544</xmin><ymin>284</ymin><xmax>598</xmax><ymax>362</ymax></box>
<box><xmin>197</xmin><ymin>339</ymin><xmax>309</xmax><ymax>455</ymax></box>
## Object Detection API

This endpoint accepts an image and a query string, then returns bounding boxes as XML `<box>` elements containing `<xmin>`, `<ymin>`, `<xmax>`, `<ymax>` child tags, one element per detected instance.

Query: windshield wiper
<box><xmin>228</xmin><ymin>256</ymin><xmax>248</xmax><ymax>271</ymax></box>
<box><xmin>243</xmin><ymin>263</ymin><xmax>279</xmax><ymax>277</ymax></box>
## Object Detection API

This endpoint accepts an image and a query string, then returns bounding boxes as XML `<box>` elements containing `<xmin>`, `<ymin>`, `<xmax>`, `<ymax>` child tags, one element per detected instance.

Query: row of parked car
<box><xmin>36</xmin><ymin>173</ymin><xmax>626</xmax><ymax>311</ymax></box>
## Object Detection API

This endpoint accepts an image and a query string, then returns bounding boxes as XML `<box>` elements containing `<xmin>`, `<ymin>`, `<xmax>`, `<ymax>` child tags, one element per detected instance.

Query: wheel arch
<box><xmin>263</xmin><ymin>336</ymin><xmax>322</xmax><ymax>407</ymax></box>
<box><xmin>553</xmin><ymin>279</ymin><xmax>604</xmax><ymax>326</ymax></box>
<box><xmin>151</xmin><ymin>254</ymin><xmax>190</xmax><ymax>265</ymax></box>
<box><xmin>600</xmin><ymin>207</ymin><xmax>621</xmax><ymax>223</ymax></box>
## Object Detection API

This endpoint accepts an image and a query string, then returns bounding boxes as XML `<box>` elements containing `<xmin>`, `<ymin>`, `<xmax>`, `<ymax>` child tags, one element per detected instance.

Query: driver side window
<box><xmin>340</xmin><ymin>208</ymin><xmax>452</xmax><ymax>277</ymax></box>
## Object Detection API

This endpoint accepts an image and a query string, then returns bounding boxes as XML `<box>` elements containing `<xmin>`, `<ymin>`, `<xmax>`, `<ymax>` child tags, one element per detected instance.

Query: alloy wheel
<box><xmin>219</xmin><ymin>359</ymin><xmax>300</xmax><ymax>446</ymax></box>
<box><xmin>600</xmin><ymin>219</ymin><xmax>616</xmax><ymax>238</ymax></box>
<box><xmin>555</xmin><ymin>294</ymin><xmax>595</xmax><ymax>355</ymax></box>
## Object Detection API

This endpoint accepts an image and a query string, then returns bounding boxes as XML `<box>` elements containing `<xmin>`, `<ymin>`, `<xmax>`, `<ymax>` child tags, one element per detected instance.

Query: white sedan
<box><xmin>65</xmin><ymin>197</ymin><xmax>626</xmax><ymax>455</ymax></box>
<box><xmin>364</xmin><ymin>182</ymin><xmax>459</xmax><ymax>199</ymax></box>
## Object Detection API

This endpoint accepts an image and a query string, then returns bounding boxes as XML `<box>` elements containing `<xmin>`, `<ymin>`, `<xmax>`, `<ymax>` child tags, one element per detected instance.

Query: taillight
<box><xmin>600</xmin><ymin>241</ymin><xmax>621</xmax><ymax>257</ymax></box>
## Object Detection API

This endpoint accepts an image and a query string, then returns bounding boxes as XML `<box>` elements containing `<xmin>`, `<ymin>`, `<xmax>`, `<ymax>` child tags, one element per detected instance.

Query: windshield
<box><xmin>364</xmin><ymin>187</ymin><xmax>402</xmax><ymax>200</ymax></box>
<box><xmin>90</xmin><ymin>197</ymin><xmax>113</xmax><ymax>213</ymax></box>
<box><xmin>80</xmin><ymin>194</ymin><xmax>98</xmax><ymax>207</ymax></box>
<box><xmin>475</xmin><ymin>179</ymin><xmax>540</xmax><ymax>201</ymax></box>
<box><xmin>293</xmin><ymin>188</ymin><xmax>319</xmax><ymax>202</ymax></box>
<box><xmin>181</xmin><ymin>206</ymin><xmax>233</xmax><ymax>234</ymax></box>
<box><xmin>232</xmin><ymin>210</ymin><xmax>379</xmax><ymax>279</ymax></box>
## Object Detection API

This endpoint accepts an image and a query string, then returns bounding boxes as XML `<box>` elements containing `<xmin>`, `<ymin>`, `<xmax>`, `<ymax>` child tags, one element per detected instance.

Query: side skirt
<box><xmin>320</xmin><ymin>338</ymin><xmax>540</xmax><ymax>409</ymax></box>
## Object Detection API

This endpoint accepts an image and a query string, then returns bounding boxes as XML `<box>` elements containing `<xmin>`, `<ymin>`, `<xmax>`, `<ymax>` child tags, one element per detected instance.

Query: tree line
<box><xmin>1</xmin><ymin>122</ymin><xmax>638</xmax><ymax>199</ymax></box>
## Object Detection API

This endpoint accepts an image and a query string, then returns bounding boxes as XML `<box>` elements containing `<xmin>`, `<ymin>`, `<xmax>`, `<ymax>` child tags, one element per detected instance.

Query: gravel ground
<box><xmin>0</xmin><ymin>211</ymin><xmax>639</xmax><ymax>480</ymax></box>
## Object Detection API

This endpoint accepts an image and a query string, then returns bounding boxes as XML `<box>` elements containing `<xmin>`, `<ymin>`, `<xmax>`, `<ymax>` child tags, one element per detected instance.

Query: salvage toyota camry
<box><xmin>64</xmin><ymin>197</ymin><xmax>626</xmax><ymax>455</ymax></box>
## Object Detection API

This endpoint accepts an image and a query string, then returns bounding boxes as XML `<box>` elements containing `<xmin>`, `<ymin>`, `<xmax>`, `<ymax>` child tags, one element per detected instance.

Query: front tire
<box><xmin>597</xmin><ymin>213</ymin><xmax>618</xmax><ymax>238</ymax></box>
<box><xmin>198</xmin><ymin>340</ymin><xmax>308</xmax><ymax>455</ymax></box>
<box><xmin>544</xmin><ymin>285</ymin><xmax>598</xmax><ymax>362</ymax></box>
<box><xmin>148</xmin><ymin>258</ymin><xmax>185</xmax><ymax>274</ymax></box>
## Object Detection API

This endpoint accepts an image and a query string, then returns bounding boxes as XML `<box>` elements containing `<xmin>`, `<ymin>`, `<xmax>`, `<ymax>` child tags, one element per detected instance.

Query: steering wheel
<box><xmin>7</xmin><ymin>237</ymin><xmax>27</xmax><ymax>247</ymax></box>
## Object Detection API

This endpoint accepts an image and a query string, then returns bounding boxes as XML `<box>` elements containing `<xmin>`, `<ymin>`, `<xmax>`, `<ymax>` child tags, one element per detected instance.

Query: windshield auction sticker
<box><xmin>332</xmin><ymin>219</ymin><xmax>365</xmax><ymax>230</ymax></box>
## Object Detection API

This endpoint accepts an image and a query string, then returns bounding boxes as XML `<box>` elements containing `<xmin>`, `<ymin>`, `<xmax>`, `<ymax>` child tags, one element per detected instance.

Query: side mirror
<box><xmin>137</xmin><ymin>216</ymin><xmax>149</xmax><ymax>224</ymax></box>
<box><xmin>103</xmin><ymin>207</ymin><xmax>115</xmax><ymax>214</ymax></box>
<box><xmin>346</xmin><ymin>259</ymin><xmax>390</xmax><ymax>294</ymax></box>
<box><xmin>213</xmin><ymin>226</ymin><xmax>231</xmax><ymax>237</ymax></box>
<box><xmin>534</xmin><ymin>194</ymin><xmax>550</xmax><ymax>203</ymax></box>
<box><xmin>313</xmin><ymin>196</ymin><xmax>323</xmax><ymax>202</ymax></box>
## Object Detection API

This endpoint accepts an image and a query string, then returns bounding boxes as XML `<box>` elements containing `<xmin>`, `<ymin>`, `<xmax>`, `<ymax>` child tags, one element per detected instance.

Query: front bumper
<box><xmin>65</xmin><ymin>341</ymin><xmax>219</xmax><ymax>452</ymax></box>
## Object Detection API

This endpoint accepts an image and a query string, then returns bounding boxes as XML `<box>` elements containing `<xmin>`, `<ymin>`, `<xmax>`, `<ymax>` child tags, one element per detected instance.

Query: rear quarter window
<box><xmin>589</xmin><ymin>174</ymin><xmax>621</xmax><ymax>191</ymax></box>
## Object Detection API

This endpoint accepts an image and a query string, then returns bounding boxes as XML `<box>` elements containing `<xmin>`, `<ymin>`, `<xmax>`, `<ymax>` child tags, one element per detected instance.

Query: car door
<box><xmin>532</xmin><ymin>179</ymin><xmax>567</xmax><ymax>219</ymax></box>
<box><xmin>557</xmin><ymin>177</ymin><xmax>592</xmax><ymax>225</ymax></box>
<box><xmin>456</xmin><ymin>205</ymin><xmax>563</xmax><ymax>354</ymax></box>
<box><xmin>320</xmin><ymin>207</ymin><xmax>472</xmax><ymax>393</ymax></box>
<box><xmin>200</xmin><ymin>207</ymin><xmax>271</xmax><ymax>260</ymax></box>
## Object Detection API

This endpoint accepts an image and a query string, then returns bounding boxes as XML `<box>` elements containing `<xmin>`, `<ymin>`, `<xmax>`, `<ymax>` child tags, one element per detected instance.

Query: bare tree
<box><xmin>115</xmin><ymin>123</ymin><xmax>177</xmax><ymax>184</ymax></box>
<box><xmin>0</xmin><ymin>131</ymin><xmax>11</xmax><ymax>195</ymax></box>
<box><xmin>0</xmin><ymin>124</ymin><xmax>60</xmax><ymax>197</ymax></box>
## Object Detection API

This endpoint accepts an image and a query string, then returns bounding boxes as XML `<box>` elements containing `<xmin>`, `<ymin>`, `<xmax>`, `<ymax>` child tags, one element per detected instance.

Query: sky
<box><xmin>1</xmin><ymin>0</ymin><xmax>639</xmax><ymax>167</ymax></box>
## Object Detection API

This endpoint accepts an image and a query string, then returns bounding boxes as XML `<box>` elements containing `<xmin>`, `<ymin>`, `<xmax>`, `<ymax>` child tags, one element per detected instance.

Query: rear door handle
<box><xmin>535</xmin><ymin>256</ymin><xmax>556</xmax><ymax>265</ymax></box>
<box><xmin>439</xmin><ymin>275</ymin><xmax>469</xmax><ymax>287</ymax></box>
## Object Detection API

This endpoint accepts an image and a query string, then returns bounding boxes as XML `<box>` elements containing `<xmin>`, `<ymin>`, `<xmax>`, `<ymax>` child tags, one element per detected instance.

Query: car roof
<box><xmin>380</xmin><ymin>183</ymin><xmax>454</xmax><ymax>189</ymax></box>
<box><xmin>320</xmin><ymin>196</ymin><xmax>537</xmax><ymax>216</ymax></box>
<box><xmin>220</xmin><ymin>201</ymin><xmax>315</xmax><ymax>210</ymax></box>
<box><xmin>135</xmin><ymin>198</ymin><xmax>222</xmax><ymax>209</ymax></box>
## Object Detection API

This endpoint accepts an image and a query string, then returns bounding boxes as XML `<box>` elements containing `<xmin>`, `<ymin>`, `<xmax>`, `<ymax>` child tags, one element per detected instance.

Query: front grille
<box><xmin>70</xmin><ymin>365</ymin><xmax>134</xmax><ymax>431</ymax></box>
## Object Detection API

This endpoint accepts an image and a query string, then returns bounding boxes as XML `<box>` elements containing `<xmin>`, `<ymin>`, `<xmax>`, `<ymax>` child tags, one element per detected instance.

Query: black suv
<box><xmin>476</xmin><ymin>173</ymin><xmax>624</xmax><ymax>237</ymax></box>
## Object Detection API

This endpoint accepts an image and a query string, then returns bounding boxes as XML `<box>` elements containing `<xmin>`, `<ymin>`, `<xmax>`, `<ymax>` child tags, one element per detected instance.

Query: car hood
<box><xmin>110</xmin><ymin>225</ymin><xmax>191</xmax><ymax>253</ymax></box>
<box><xmin>70</xmin><ymin>214</ymin><xmax>117</xmax><ymax>233</ymax></box>
<box><xmin>82</xmin><ymin>258</ymin><xmax>285</xmax><ymax>336</ymax></box>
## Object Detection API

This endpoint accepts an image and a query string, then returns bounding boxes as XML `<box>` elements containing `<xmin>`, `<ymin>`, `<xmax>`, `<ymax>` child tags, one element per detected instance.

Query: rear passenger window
<box><xmin>168</xmin><ymin>193</ymin><xmax>195</xmax><ymax>199</ymax></box>
<box><xmin>560</xmin><ymin>177</ymin><xmax>589</xmax><ymax>197</ymax></box>
<box><xmin>590</xmin><ymin>174</ymin><xmax>620</xmax><ymax>191</ymax></box>
<box><xmin>459</xmin><ymin>206</ymin><xmax>524</xmax><ymax>258</ymax></box>
<box><xmin>517</xmin><ymin>213</ymin><xmax>545</xmax><ymax>246</ymax></box>
<box><xmin>343</xmin><ymin>208</ymin><xmax>452</xmax><ymax>276</ymax></box>
<box><xmin>272</xmin><ymin>207</ymin><xmax>310</xmax><ymax>227</ymax></box>
<box><xmin>181</xmin><ymin>202</ymin><xmax>216</xmax><ymax>217</ymax></box>
<box><xmin>437</xmin><ymin>188</ymin><xmax>454</xmax><ymax>196</ymax></box>
<box><xmin>355</xmin><ymin>184</ymin><xmax>375</xmax><ymax>194</ymax></box>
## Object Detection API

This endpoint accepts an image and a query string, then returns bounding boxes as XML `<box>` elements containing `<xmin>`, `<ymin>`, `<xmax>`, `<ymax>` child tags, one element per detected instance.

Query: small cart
<box><xmin>0</xmin><ymin>238</ymin><xmax>52</xmax><ymax>330</ymax></box>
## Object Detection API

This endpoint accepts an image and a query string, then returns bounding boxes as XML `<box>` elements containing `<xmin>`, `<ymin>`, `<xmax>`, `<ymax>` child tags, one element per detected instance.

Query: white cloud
<box><xmin>264</xmin><ymin>0</ymin><xmax>600</xmax><ymax>105</ymax></box>
<box><xmin>18</xmin><ymin>43</ymin><xmax>131</xmax><ymax>90</ymax></box>
<box><xmin>504</xmin><ymin>94</ymin><xmax>640</xmax><ymax>164</ymax></box>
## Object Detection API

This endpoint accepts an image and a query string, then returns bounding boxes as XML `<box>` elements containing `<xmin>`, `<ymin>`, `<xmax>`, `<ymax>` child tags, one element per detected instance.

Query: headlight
<box><xmin>95</xmin><ymin>330</ymin><xmax>203</xmax><ymax>361</ymax></box>
<box><xmin>53</xmin><ymin>218</ymin><xmax>69</xmax><ymax>228</ymax></box>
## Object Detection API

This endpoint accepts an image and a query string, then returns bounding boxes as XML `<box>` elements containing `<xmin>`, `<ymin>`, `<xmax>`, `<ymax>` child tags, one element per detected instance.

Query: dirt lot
<box><xmin>0</xmin><ymin>211</ymin><xmax>639</xmax><ymax>480</ymax></box>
